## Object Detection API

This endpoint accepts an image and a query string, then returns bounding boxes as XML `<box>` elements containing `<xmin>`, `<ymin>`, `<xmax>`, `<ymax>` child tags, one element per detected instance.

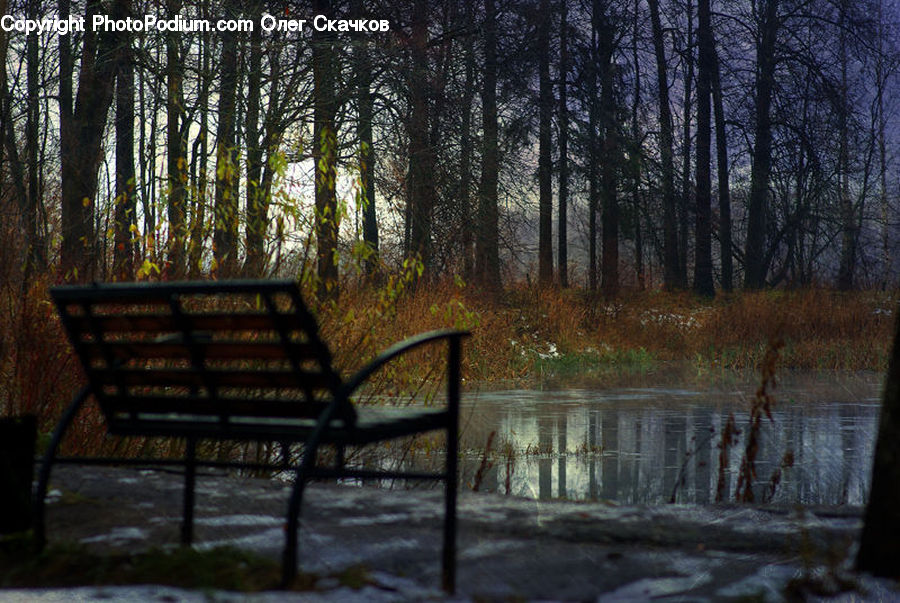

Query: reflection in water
<box><xmin>458</xmin><ymin>374</ymin><xmax>881</xmax><ymax>505</ymax></box>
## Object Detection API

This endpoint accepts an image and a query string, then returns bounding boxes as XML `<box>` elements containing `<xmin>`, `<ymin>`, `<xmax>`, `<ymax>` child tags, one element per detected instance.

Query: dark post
<box><xmin>181</xmin><ymin>436</ymin><xmax>197</xmax><ymax>545</ymax></box>
<box><xmin>857</xmin><ymin>310</ymin><xmax>900</xmax><ymax>575</ymax></box>
<box><xmin>0</xmin><ymin>415</ymin><xmax>36</xmax><ymax>534</ymax></box>
<box><xmin>442</xmin><ymin>335</ymin><xmax>460</xmax><ymax>593</ymax></box>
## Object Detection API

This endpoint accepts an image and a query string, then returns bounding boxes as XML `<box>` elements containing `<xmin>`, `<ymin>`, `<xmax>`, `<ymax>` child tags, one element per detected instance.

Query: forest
<box><xmin>0</xmin><ymin>0</ymin><xmax>898</xmax><ymax>297</ymax></box>
<box><xmin>6</xmin><ymin>1</ymin><xmax>900</xmax><ymax>590</ymax></box>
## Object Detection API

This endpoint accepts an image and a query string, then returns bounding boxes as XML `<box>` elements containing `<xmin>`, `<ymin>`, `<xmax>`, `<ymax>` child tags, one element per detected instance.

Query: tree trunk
<box><xmin>459</xmin><ymin>3</ymin><xmax>476</xmax><ymax>280</ymax></box>
<box><xmin>678</xmin><ymin>0</ymin><xmax>693</xmax><ymax>289</ymax></box>
<box><xmin>25</xmin><ymin>0</ymin><xmax>44</xmax><ymax>274</ymax></box>
<box><xmin>213</xmin><ymin>0</ymin><xmax>240</xmax><ymax>278</ymax></box>
<box><xmin>244</xmin><ymin>2</ymin><xmax>266</xmax><ymax>277</ymax></box>
<box><xmin>598</xmin><ymin>1</ymin><xmax>618</xmax><ymax>298</ymax></box>
<box><xmin>836</xmin><ymin>0</ymin><xmax>855</xmax><ymax>291</ymax></box>
<box><xmin>406</xmin><ymin>0</ymin><xmax>434</xmax><ymax>275</ymax></box>
<box><xmin>587</xmin><ymin>15</ymin><xmax>599</xmax><ymax>293</ymax></box>
<box><xmin>475</xmin><ymin>0</ymin><xmax>501</xmax><ymax>290</ymax></box>
<box><xmin>557</xmin><ymin>0</ymin><xmax>569</xmax><ymax>288</ymax></box>
<box><xmin>113</xmin><ymin>0</ymin><xmax>137</xmax><ymax>281</ymax></box>
<box><xmin>313</xmin><ymin>0</ymin><xmax>339</xmax><ymax>298</ymax></box>
<box><xmin>166</xmin><ymin>0</ymin><xmax>187</xmax><ymax>279</ymax></box>
<box><xmin>0</xmin><ymin>0</ymin><xmax>31</xmax><ymax>278</ymax></box>
<box><xmin>692</xmin><ymin>0</ymin><xmax>714</xmax><ymax>297</ymax></box>
<box><xmin>59</xmin><ymin>0</ymin><xmax>120</xmax><ymax>281</ymax></box>
<box><xmin>711</xmin><ymin>42</ymin><xmax>732</xmax><ymax>291</ymax></box>
<box><xmin>631</xmin><ymin>0</ymin><xmax>644</xmax><ymax>289</ymax></box>
<box><xmin>647</xmin><ymin>0</ymin><xmax>679</xmax><ymax>290</ymax></box>
<box><xmin>538</xmin><ymin>0</ymin><xmax>553</xmax><ymax>286</ymax></box>
<box><xmin>877</xmin><ymin>0</ymin><xmax>890</xmax><ymax>288</ymax></box>
<box><xmin>354</xmin><ymin>10</ymin><xmax>378</xmax><ymax>278</ymax></box>
<box><xmin>188</xmin><ymin>4</ymin><xmax>210</xmax><ymax>278</ymax></box>
<box><xmin>252</xmin><ymin>45</ymin><xmax>283</xmax><ymax>279</ymax></box>
<box><xmin>743</xmin><ymin>0</ymin><xmax>779</xmax><ymax>289</ymax></box>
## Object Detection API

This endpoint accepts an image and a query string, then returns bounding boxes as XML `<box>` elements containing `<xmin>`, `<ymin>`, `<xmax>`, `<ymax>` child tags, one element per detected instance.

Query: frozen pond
<box><xmin>455</xmin><ymin>372</ymin><xmax>882</xmax><ymax>505</ymax></box>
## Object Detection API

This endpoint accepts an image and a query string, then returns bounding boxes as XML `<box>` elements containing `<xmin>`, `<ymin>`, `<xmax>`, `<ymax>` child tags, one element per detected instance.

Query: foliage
<box><xmin>734</xmin><ymin>337</ymin><xmax>784</xmax><ymax>503</ymax></box>
<box><xmin>2</xmin><ymin>272</ymin><xmax>892</xmax><ymax>463</ymax></box>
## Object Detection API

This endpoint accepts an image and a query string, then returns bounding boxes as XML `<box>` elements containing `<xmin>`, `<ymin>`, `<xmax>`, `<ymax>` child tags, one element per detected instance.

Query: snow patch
<box><xmin>194</xmin><ymin>514</ymin><xmax>283</xmax><ymax>528</ymax></box>
<box><xmin>80</xmin><ymin>527</ymin><xmax>148</xmax><ymax>545</ymax></box>
<box><xmin>598</xmin><ymin>571</ymin><xmax>713</xmax><ymax>601</ymax></box>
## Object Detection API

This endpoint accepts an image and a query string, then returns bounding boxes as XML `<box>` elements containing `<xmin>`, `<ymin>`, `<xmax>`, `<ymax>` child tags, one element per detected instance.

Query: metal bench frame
<box><xmin>36</xmin><ymin>279</ymin><xmax>466</xmax><ymax>592</ymax></box>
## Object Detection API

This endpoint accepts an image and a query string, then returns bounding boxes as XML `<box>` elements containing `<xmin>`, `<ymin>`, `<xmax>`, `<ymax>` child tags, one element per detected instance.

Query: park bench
<box><xmin>36</xmin><ymin>279</ymin><xmax>467</xmax><ymax>592</ymax></box>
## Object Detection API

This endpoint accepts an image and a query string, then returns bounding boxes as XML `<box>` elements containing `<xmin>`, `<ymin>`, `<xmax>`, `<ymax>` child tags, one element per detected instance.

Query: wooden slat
<box><xmin>64</xmin><ymin>312</ymin><xmax>306</xmax><ymax>334</ymax></box>
<box><xmin>89</xmin><ymin>367</ymin><xmax>336</xmax><ymax>390</ymax></box>
<box><xmin>105</xmin><ymin>418</ymin><xmax>320</xmax><ymax>442</ymax></box>
<box><xmin>101</xmin><ymin>394</ymin><xmax>332</xmax><ymax>419</ymax></box>
<box><xmin>51</xmin><ymin>279</ymin><xmax>296</xmax><ymax>303</ymax></box>
<box><xmin>81</xmin><ymin>341</ymin><xmax>318</xmax><ymax>362</ymax></box>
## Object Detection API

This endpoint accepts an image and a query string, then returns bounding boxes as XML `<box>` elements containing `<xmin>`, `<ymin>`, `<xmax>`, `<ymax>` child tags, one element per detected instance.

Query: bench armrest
<box><xmin>297</xmin><ymin>329</ymin><xmax>469</xmax><ymax>475</ymax></box>
<box><xmin>338</xmin><ymin>329</ymin><xmax>470</xmax><ymax>401</ymax></box>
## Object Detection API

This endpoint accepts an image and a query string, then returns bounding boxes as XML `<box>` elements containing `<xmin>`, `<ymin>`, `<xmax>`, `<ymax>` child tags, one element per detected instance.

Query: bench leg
<box><xmin>282</xmin><ymin>474</ymin><xmax>308</xmax><ymax>587</ymax></box>
<box><xmin>442</xmin><ymin>336</ymin><xmax>461</xmax><ymax>594</ymax></box>
<box><xmin>336</xmin><ymin>444</ymin><xmax>345</xmax><ymax>471</ymax></box>
<box><xmin>33</xmin><ymin>386</ymin><xmax>91</xmax><ymax>549</ymax></box>
<box><xmin>181</xmin><ymin>437</ymin><xmax>197</xmax><ymax>546</ymax></box>
<box><xmin>442</xmin><ymin>430</ymin><xmax>458</xmax><ymax>593</ymax></box>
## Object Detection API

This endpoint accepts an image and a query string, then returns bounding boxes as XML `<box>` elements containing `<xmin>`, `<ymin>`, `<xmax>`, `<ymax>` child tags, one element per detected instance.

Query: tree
<box><xmin>311</xmin><ymin>0</ymin><xmax>340</xmax><ymax>297</ymax></box>
<box><xmin>458</xmin><ymin>1</ymin><xmax>477</xmax><ymax>280</ymax></box>
<box><xmin>586</xmin><ymin>2</ymin><xmax>600</xmax><ymax>293</ymax></box>
<box><xmin>692</xmin><ymin>0</ymin><xmax>714</xmax><ymax>297</ymax></box>
<box><xmin>743</xmin><ymin>0</ymin><xmax>779</xmax><ymax>289</ymax></box>
<box><xmin>597</xmin><ymin>0</ymin><xmax>619</xmax><ymax>298</ymax></box>
<box><xmin>875</xmin><ymin>0</ymin><xmax>896</xmax><ymax>288</ymax></box>
<box><xmin>677</xmin><ymin>0</ymin><xmax>693</xmax><ymax>289</ymax></box>
<box><xmin>24</xmin><ymin>0</ymin><xmax>45</xmax><ymax>275</ymax></box>
<box><xmin>243</xmin><ymin>2</ymin><xmax>266</xmax><ymax>278</ymax></box>
<box><xmin>711</xmin><ymin>35</ymin><xmax>732</xmax><ymax>291</ymax></box>
<box><xmin>538</xmin><ymin>0</ymin><xmax>554</xmax><ymax>286</ymax></box>
<box><xmin>354</xmin><ymin>2</ymin><xmax>379</xmax><ymax>277</ymax></box>
<box><xmin>165</xmin><ymin>0</ymin><xmax>188</xmax><ymax>278</ymax></box>
<box><xmin>629</xmin><ymin>0</ymin><xmax>645</xmax><ymax>289</ymax></box>
<box><xmin>59</xmin><ymin>0</ymin><xmax>122</xmax><ymax>281</ymax></box>
<box><xmin>476</xmin><ymin>0</ymin><xmax>501</xmax><ymax>290</ymax></box>
<box><xmin>648</xmin><ymin>0</ymin><xmax>680</xmax><ymax>290</ymax></box>
<box><xmin>835</xmin><ymin>0</ymin><xmax>856</xmax><ymax>291</ymax></box>
<box><xmin>189</xmin><ymin>2</ymin><xmax>212</xmax><ymax>278</ymax></box>
<box><xmin>406</xmin><ymin>0</ymin><xmax>435</xmax><ymax>274</ymax></box>
<box><xmin>213</xmin><ymin>0</ymin><xmax>240</xmax><ymax>278</ymax></box>
<box><xmin>557</xmin><ymin>0</ymin><xmax>570</xmax><ymax>287</ymax></box>
<box><xmin>113</xmin><ymin>0</ymin><xmax>137</xmax><ymax>281</ymax></box>
<box><xmin>0</xmin><ymin>0</ymin><xmax>30</xmax><ymax>280</ymax></box>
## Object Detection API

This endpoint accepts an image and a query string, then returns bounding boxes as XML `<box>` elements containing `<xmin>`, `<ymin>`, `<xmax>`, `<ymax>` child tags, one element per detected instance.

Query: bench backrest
<box><xmin>51</xmin><ymin>280</ymin><xmax>355</xmax><ymax>436</ymax></box>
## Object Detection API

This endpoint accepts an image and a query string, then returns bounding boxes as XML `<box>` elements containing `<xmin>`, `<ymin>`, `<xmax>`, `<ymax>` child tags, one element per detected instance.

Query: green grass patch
<box><xmin>535</xmin><ymin>347</ymin><xmax>657</xmax><ymax>378</ymax></box>
<box><xmin>0</xmin><ymin>537</ymin><xmax>370</xmax><ymax>593</ymax></box>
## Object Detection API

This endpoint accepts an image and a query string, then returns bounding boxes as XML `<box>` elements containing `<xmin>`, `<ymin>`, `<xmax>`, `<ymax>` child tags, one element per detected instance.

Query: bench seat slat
<box><xmin>51</xmin><ymin>279</ymin><xmax>297</xmax><ymax>302</ymax></box>
<box><xmin>102</xmin><ymin>395</ymin><xmax>331</xmax><ymax>420</ymax></box>
<box><xmin>89</xmin><ymin>368</ymin><xmax>335</xmax><ymax>390</ymax></box>
<box><xmin>106</xmin><ymin>407</ymin><xmax>450</xmax><ymax>444</ymax></box>
<box><xmin>81</xmin><ymin>341</ymin><xmax>318</xmax><ymax>362</ymax></box>
<box><xmin>65</xmin><ymin>313</ymin><xmax>306</xmax><ymax>334</ymax></box>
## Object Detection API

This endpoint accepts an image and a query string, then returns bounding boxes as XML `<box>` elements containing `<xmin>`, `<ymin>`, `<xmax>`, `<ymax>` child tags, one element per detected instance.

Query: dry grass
<box><xmin>483</xmin><ymin>286</ymin><xmax>893</xmax><ymax>376</ymax></box>
<box><xmin>1</xmin><ymin>275</ymin><xmax>892</xmax><ymax>460</ymax></box>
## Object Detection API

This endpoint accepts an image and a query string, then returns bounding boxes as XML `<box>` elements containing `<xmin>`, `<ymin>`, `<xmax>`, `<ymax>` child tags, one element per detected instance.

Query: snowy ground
<box><xmin>5</xmin><ymin>465</ymin><xmax>898</xmax><ymax>602</ymax></box>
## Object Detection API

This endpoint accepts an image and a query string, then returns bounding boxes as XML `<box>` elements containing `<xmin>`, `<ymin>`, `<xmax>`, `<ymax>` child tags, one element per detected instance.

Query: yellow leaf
<box><xmin>82</xmin><ymin>197</ymin><xmax>91</xmax><ymax>207</ymax></box>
